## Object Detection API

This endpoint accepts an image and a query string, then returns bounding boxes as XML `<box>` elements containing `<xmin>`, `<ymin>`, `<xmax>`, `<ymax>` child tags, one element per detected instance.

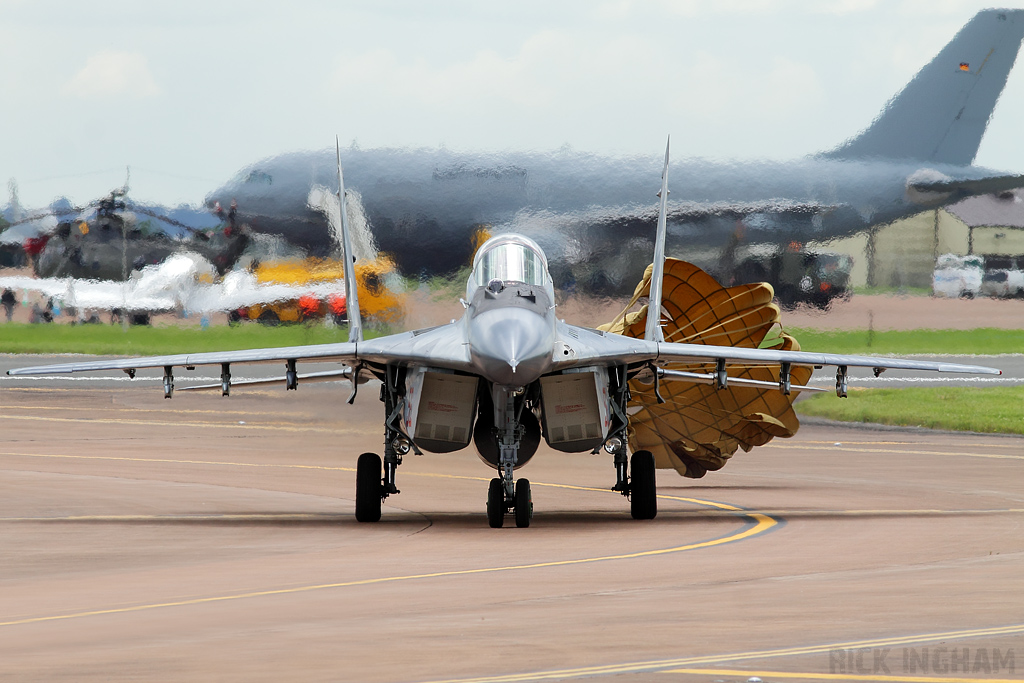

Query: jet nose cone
<box><xmin>469</xmin><ymin>308</ymin><xmax>554</xmax><ymax>385</ymax></box>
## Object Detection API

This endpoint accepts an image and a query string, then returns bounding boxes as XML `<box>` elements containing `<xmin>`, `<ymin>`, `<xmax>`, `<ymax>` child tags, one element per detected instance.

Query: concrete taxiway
<box><xmin>1</xmin><ymin>376</ymin><xmax>1021</xmax><ymax>682</ymax></box>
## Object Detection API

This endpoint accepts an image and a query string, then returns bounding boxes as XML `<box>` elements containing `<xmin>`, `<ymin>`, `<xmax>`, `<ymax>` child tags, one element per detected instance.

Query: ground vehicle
<box><xmin>932</xmin><ymin>254</ymin><xmax>983</xmax><ymax>298</ymax></box>
<box><xmin>980</xmin><ymin>255</ymin><xmax>1024</xmax><ymax>298</ymax></box>
<box><xmin>238</xmin><ymin>256</ymin><xmax>405</xmax><ymax>325</ymax></box>
<box><xmin>734</xmin><ymin>245</ymin><xmax>853</xmax><ymax>309</ymax></box>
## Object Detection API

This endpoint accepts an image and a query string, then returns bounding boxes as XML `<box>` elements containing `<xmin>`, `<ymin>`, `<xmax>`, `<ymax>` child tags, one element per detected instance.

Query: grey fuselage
<box><xmin>204</xmin><ymin>147</ymin><xmax>1009</xmax><ymax>275</ymax></box>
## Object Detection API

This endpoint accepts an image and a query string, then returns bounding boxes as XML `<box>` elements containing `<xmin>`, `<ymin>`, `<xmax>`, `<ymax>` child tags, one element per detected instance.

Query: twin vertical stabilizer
<box><xmin>336</xmin><ymin>137</ymin><xmax>364</xmax><ymax>344</ymax></box>
<box><xmin>644</xmin><ymin>137</ymin><xmax>670</xmax><ymax>343</ymax></box>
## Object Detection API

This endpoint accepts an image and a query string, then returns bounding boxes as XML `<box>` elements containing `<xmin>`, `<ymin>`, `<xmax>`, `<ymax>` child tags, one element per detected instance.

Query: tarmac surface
<box><xmin>1</xmin><ymin>378</ymin><xmax>1022</xmax><ymax>682</ymax></box>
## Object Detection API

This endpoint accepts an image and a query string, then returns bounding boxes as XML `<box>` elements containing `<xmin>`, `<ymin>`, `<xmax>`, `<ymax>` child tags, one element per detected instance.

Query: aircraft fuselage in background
<box><xmin>204</xmin><ymin>9</ymin><xmax>1024</xmax><ymax>284</ymax></box>
<box><xmin>205</xmin><ymin>149</ymin><xmax>1020</xmax><ymax>275</ymax></box>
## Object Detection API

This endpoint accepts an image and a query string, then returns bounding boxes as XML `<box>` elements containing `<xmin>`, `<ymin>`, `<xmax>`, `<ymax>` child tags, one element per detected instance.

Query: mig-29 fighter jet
<box><xmin>8</xmin><ymin>142</ymin><xmax>1001</xmax><ymax>528</ymax></box>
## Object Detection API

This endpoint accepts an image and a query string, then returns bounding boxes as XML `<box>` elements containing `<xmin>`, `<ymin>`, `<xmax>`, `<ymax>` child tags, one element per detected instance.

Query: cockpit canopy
<box><xmin>469</xmin><ymin>234</ymin><xmax>552</xmax><ymax>300</ymax></box>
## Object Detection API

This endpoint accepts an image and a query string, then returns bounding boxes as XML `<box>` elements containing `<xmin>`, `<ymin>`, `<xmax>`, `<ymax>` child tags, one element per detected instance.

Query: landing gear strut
<box><xmin>355</xmin><ymin>366</ymin><xmax>415</xmax><ymax>523</ymax></box>
<box><xmin>606</xmin><ymin>366</ymin><xmax>656</xmax><ymax>519</ymax></box>
<box><xmin>609</xmin><ymin>441</ymin><xmax>657</xmax><ymax>520</ymax></box>
<box><xmin>486</xmin><ymin>386</ymin><xmax>533</xmax><ymax>528</ymax></box>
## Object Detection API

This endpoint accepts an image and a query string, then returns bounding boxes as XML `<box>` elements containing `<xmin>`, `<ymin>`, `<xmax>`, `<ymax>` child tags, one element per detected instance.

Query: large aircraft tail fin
<box><xmin>336</xmin><ymin>137</ymin><xmax>364</xmax><ymax>344</ymax></box>
<box><xmin>826</xmin><ymin>9</ymin><xmax>1024</xmax><ymax>165</ymax></box>
<box><xmin>645</xmin><ymin>137</ymin><xmax>670</xmax><ymax>343</ymax></box>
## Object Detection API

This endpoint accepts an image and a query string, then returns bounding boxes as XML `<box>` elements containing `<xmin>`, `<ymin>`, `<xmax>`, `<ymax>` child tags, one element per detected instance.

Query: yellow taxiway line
<box><xmin>1</xmin><ymin>438</ymin><xmax>1019</xmax><ymax>680</ymax></box>
<box><xmin>413</xmin><ymin>624</ymin><xmax>1024</xmax><ymax>683</ymax></box>
<box><xmin>0</xmin><ymin>413</ymin><xmax>360</xmax><ymax>434</ymax></box>
<box><xmin>663</xmin><ymin>668</ymin><xmax>1023</xmax><ymax>683</ymax></box>
<box><xmin>765</xmin><ymin>443</ymin><xmax>1024</xmax><ymax>460</ymax></box>
<box><xmin>0</xmin><ymin>457</ymin><xmax>776</xmax><ymax>628</ymax></box>
<box><xmin>0</xmin><ymin>449</ymin><xmax>356</xmax><ymax>472</ymax></box>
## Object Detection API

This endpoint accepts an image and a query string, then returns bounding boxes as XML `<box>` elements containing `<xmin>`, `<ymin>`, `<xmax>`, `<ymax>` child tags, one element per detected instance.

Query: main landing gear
<box><xmin>628</xmin><ymin>450</ymin><xmax>657</xmax><ymax>520</ymax></box>
<box><xmin>611</xmin><ymin>446</ymin><xmax>658</xmax><ymax>520</ymax></box>
<box><xmin>354</xmin><ymin>443</ymin><xmax>405</xmax><ymax>523</ymax></box>
<box><xmin>607</xmin><ymin>367</ymin><xmax>657</xmax><ymax>520</ymax></box>
<box><xmin>355</xmin><ymin>367</ymin><xmax>410</xmax><ymax>523</ymax></box>
<box><xmin>355</xmin><ymin>452</ymin><xmax>383</xmax><ymax>523</ymax></box>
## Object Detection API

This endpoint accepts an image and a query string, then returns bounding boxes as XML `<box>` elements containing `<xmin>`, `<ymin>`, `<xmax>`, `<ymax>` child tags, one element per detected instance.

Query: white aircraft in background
<box><xmin>0</xmin><ymin>251</ymin><xmax>352</xmax><ymax>322</ymax></box>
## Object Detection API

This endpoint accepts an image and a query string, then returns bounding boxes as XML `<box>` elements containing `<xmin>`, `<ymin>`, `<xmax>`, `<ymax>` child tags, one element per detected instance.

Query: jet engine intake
<box><xmin>402</xmin><ymin>367</ymin><xmax>479</xmax><ymax>453</ymax></box>
<box><xmin>539</xmin><ymin>367</ymin><xmax>611</xmax><ymax>453</ymax></box>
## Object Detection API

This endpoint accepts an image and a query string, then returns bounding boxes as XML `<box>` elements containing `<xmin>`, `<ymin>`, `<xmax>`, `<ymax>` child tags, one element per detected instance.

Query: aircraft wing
<box><xmin>6</xmin><ymin>341</ymin><xmax>359</xmax><ymax>376</ymax></box>
<box><xmin>0</xmin><ymin>274</ymin><xmax>177</xmax><ymax>313</ymax></box>
<box><xmin>5</xmin><ymin>320</ymin><xmax>473</xmax><ymax>378</ymax></box>
<box><xmin>0</xmin><ymin>275</ymin><xmax>72</xmax><ymax>300</ymax></box>
<box><xmin>909</xmin><ymin>173</ymin><xmax>1024</xmax><ymax>197</ymax></box>
<box><xmin>653</xmin><ymin>340</ymin><xmax>1000</xmax><ymax>375</ymax></box>
<box><xmin>551</xmin><ymin>322</ymin><xmax>1000</xmax><ymax>379</ymax></box>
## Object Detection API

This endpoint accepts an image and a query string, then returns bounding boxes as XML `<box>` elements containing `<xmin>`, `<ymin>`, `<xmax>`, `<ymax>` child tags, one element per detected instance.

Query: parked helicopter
<box><xmin>1</xmin><ymin>185</ymin><xmax>248</xmax><ymax>282</ymax></box>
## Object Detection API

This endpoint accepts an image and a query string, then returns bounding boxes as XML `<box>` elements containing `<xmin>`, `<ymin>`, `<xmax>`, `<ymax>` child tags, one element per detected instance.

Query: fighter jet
<box><xmin>8</xmin><ymin>142</ymin><xmax>1001</xmax><ymax>527</ymax></box>
<box><xmin>205</xmin><ymin>9</ymin><xmax>1024</xmax><ymax>289</ymax></box>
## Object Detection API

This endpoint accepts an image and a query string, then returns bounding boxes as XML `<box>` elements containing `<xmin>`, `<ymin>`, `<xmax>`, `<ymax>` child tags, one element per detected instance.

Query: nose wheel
<box><xmin>486</xmin><ymin>477</ymin><xmax>533</xmax><ymax>528</ymax></box>
<box><xmin>514</xmin><ymin>479</ymin><xmax>533</xmax><ymax>528</ymax></box>
<box><xmin>487</xmin><ymin>478</ymin><xmax>504</xmax><ymax>528</ymax></box>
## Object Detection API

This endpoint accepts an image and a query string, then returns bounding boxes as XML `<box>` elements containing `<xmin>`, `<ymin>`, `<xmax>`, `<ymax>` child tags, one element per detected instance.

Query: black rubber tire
<box><xmin>514</xmin><ymin>479</ymin><xmax>533</xmax><ymax>528</ymax></box>
<box><xmin>630</xmin><ymin>450</ymin><xmax>658</xmax><ymax>520</ymax></box>
<box><xmin>257</xmin><ymin>309</ymin><xmax>280</xmax><ymax>326</ymax></box>
<box><xmin>355</xmin><ymin>452</ymin><xmax>383</xmax><ymax>523</ymax></box>
<box><xmin>487</xmin><ymin>478</ymin><xmax>505</xmax><ymax>528</ymax></box>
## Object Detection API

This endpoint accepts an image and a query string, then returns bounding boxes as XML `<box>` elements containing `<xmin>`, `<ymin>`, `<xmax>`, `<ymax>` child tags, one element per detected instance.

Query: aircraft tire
<box><xmin>487</xmin><ymin>478</ymin><xmax>504</xmax><ymax>528</ymax></box>
<box><xmin>514</xmin><ymin>479</ymin><xmax>532</xmax><ymax>528</ymax></box>
<box><xmin>257</xmin><ymin>309</ymin><xmax>280</xmax><ymax>326</ymax></box>
<box><xmin>630</xmin><ymin>450</ymin><xmax>657</xmax><ymax>520</ymax></box>
<box><xmin>355</xmin><ymin>452</ymin><xmax>383</xmax><ymax>523</ymax></box>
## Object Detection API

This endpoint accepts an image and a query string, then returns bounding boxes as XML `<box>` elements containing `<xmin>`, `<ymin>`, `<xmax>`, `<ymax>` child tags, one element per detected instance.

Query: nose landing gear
<box><xmin>485</xmin><ymin>386</ymin><xmax>534</xmax><ymax>528</ymax></box>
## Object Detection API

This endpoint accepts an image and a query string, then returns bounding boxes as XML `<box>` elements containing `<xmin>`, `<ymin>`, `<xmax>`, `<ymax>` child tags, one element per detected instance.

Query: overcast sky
<box><xmin>2</xmin><ymin>0</ymin><xmax>1022</xmax><ymax>209</ymax></box>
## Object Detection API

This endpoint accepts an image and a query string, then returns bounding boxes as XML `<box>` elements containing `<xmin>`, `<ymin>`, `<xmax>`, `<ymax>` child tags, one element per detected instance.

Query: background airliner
<box><xmin>205</xmin><ymin>9</ymin><xmax>1024</xmax><ymax>285</ymax></box>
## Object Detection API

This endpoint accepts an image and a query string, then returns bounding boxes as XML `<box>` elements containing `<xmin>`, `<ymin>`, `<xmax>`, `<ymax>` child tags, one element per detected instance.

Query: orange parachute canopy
<box><xmin>598</xmin><ymin>258</ymin><xmax>812</xmax><ymax>479</ymax></box>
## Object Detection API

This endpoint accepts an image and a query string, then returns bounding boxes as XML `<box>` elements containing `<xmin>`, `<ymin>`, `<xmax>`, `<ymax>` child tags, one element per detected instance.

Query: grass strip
<box><xmin>795</xmin><ymin>386</ymin><xmax>1024</xmax><ymax>435</ymax></box>
<box><xmin>788</xmin><ymin>327</ymin><xmax>1023</xmax><ymax>356</ymax></box>
<box><xmin>0</xmin><ymin>322</ymin><xmax>354</xmax><ymax>356</ymax></box>
<box><xmin>0</xmin><ymin>321</ymin><xmax>1020</xmax><ymax>357</ymax></box>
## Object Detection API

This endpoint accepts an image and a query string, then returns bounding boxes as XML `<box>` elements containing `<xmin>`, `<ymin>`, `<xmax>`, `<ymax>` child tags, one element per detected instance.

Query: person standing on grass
<box><xmin>1</xmin><ymin>288</ymin><xmax>15</xmax><ymax>322</ymax></box>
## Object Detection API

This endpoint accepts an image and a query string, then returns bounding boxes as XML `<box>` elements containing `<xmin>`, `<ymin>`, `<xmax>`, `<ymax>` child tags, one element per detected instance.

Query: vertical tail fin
<box><xmin>645</xmin><ymin>137</ymin><xmax>670</xmax><ymax>343</ymax></box>
<box><xmin>336</xmin><ymin>137</ymin><xmax>363</xmax><ymax>344</ymax></box>
<box><xmin>826</xmin><ymin>9</ymin><xmax>1024</xmax><ymax>165</ymax></box>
